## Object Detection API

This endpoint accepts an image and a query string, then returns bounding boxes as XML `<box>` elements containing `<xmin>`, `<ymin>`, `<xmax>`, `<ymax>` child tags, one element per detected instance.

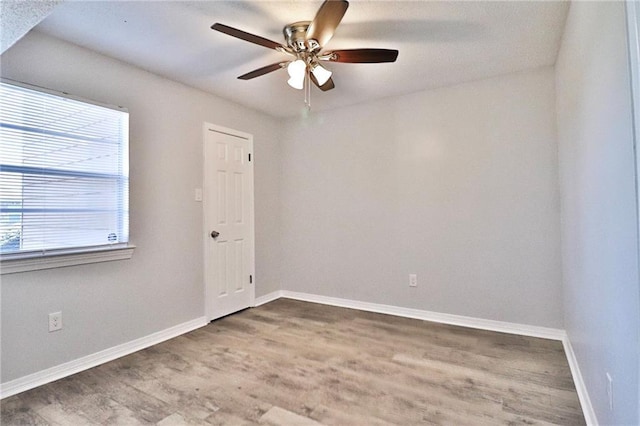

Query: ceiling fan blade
<box><xmin>327</xmin><ymin>48</ymin><xmax>399</xmax><ymax>63</ymax></box>
<box><xmin>309</xmin><ymin>73</ymin><xmax>335</xmax><ymax>91</ymax></box>
<box><xmin>238</xmin><ymin>63</ymin><xmax>287</xmax><ymax>80</ymax></box>
<box><xmin>306</xmin><ymin>0</ymin><xmax>349</xmax><ymax>49</ymax></box>
<box><xmin>212</xmin><ymin>23</ymin><xmax>284</xmax><ymax>50</ymax></box>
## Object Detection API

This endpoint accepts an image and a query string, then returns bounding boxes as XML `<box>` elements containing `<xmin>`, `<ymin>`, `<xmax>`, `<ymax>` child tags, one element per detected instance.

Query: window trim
<box><xmin>0</xmin><ymin>244</ymin><xmax>135</xmax><ymax>274</ymax></box>
<box><xmin>0</xmin><ymin>78</ymin><xmax>133</xmax><ymax>272</ymax></box>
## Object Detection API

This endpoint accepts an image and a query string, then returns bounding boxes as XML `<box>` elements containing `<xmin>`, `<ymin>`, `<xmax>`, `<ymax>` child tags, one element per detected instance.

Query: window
<box><xmin>0</xmin><ymin>79</ymin><xmax>132</xmax><ymax>273</ymax></box>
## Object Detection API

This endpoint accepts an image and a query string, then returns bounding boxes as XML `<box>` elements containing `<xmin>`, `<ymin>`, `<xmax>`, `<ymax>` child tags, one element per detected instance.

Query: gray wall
<box><xmin>556</xmin><ymin>2</ymin><xmax>640</xmax><ymax>425</ymax></box>
<box><xmin>280</xmin><ymin>67</ymin><xmax>563</xmax><ymax>328</ymax></box>
<box><xmin>0</xmin><ymin>32</ymin><xmax>281</xmax><ymax>382</ymax></box>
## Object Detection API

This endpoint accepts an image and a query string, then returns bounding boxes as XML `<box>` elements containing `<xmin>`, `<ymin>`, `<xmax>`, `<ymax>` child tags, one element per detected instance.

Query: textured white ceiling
<box><xmin>32</xmin><ymin>1</ymin><xmax>569</xmax><ymax>118</ymax></box>
<box><xmin>0</xmin><ymin>0</ymin><xmax>62</xmax><ymax>53</ymax></box>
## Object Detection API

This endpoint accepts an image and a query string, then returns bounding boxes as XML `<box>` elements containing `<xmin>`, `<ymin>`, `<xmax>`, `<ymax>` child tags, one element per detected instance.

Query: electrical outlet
<box><xmin>606</xmin><ymin>372</ymin><xmax>613</xmax><ymax>411</ymax></box>
<box><xmin>49</xmin><ymin>312</ymin><xmax>62</xmax><ymax>332</ymax></box>
<box><xmin>409</xmin><ymin>274</ymin><xmax>417</xmax><ymax>287</ymax></box>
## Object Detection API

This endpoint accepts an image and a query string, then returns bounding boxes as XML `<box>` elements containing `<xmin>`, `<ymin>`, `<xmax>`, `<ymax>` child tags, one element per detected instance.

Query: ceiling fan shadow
<box><xmin>183</xmin><ymin>1</ymin><xmax>267</xmax><ymax>21</ymax></box>
<box><xmin>337</xmin><ymin>20</ymin><xmax>486</xmax><ymax>43</ymax></box>
<box><xmin>182</xmin><ymin>46</ymin><xmax>280</xmax><ymax>78</ymax></box>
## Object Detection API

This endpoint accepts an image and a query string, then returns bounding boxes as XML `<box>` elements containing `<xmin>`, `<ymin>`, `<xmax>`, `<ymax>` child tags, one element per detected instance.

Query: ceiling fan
<box><xmin>211</xmin><ymin>0</ymin><xmax>398</xmax><ymax>103</ymax></box>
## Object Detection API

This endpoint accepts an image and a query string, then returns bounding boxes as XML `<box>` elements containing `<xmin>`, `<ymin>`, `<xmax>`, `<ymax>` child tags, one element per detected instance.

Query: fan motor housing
<box><xmin>284</xmin><ymin>21</ymin><xmax>311</xmax><ymax>52</ymax></box>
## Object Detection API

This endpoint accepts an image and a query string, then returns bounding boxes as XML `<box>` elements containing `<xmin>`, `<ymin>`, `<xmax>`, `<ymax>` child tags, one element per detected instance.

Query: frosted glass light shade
<box><xmin>287</xmin><ymin>59</ymin><xmax>306</xmax><ymax>90</ymax></box>
<box><xmin>311</xmin><ymin>63</ymin><xmax>332</xmax><ymax>86</ymax></box>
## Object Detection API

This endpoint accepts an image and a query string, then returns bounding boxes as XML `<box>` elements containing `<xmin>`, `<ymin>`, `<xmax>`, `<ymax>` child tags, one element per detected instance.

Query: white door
<box><xmin>203</xmin><ymin>124</ymin><xmax>254</xmax><ymax>321</ymax></box>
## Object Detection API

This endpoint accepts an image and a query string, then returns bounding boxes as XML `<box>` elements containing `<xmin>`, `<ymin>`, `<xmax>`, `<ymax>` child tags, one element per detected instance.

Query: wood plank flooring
<box><xmin>1</xmin><ymin>299</ymin><xmax>585</xmax><ymax>425</ymax></box>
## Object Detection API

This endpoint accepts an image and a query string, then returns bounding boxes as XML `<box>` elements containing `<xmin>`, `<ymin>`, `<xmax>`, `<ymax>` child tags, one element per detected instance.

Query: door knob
<box><xmin>210</xmin><ymin>230</ymin><xmax>220</xmax><ymax>239</ymax></box>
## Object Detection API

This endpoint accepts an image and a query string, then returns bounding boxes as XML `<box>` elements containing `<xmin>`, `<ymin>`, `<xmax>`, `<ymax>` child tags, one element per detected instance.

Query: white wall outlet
<box><xmin>606</xmin><ymin>372</ymin><xmax>613</xmax><ymax>411</ymax></box>
<box><xmin>409</xmin><ymin>274</ymin><xmax>417</xmax><ymax>287</ymax></box>
<box><xmin>48</xmin><ymin>311</ymin><xmax>62</xmax><ymax>332</ymax></box>
<box><xmin>194</xmin><ymin>188</ymin><xmax>203</xmax><ymax>202</ymax></box>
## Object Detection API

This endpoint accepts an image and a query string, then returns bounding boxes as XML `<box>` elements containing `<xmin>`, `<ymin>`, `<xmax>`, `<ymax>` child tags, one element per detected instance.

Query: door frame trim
<box><xmin>202</xmin><ymin>122</ymin><xmax>255</xmax><ymax>321</ymax></box>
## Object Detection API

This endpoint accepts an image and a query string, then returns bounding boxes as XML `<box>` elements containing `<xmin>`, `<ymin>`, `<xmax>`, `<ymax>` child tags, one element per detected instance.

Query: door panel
<box><xmin>204</xmin><ymin>125</ymin><xmax>254</xmax><ymax>320</ymax></box>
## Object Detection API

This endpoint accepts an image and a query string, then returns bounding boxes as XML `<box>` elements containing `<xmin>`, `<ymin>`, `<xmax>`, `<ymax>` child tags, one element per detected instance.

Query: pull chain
<box><xmin>304</xmin><ymin>70</ymin><xmax>311</xmax><ymax>111</ymax></box>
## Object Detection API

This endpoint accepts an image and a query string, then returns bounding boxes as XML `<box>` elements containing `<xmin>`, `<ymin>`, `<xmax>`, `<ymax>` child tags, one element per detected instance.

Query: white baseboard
<box><xmin>254</xmin><ymin>290</ymin><xmax>283</xmax><ymax>307</ymax></box>
<box><xmin>279</xmin><ymin>290</ymin><xmax>566</xmax><ymax>340</ymax></box>
<box><xmin>0</xmin><ymin>316</ymin><xmax>208</xmax><ymax>399</ymax></box>
<box><xmin>562</xmin><ymin>336</ymin><xmax>598</xmax><ymax>426</ymax></box>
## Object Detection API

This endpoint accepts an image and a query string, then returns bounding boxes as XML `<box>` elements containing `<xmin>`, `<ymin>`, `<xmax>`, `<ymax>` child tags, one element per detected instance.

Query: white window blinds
<box><xmin>0</xmin><ymin>80</ymin><xmax>129</xmax><ymax>257</ymax></box>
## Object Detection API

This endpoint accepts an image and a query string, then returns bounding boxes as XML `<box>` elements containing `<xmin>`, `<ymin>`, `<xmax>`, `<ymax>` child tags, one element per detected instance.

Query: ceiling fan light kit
<box><xmin>310</xmin><ymin>62</ymin><xmax>332</xmax><ymax>86</ymax></box>
<box><xmin>211</xmin><ymin>0</ymin><xmax>399</xmax><ymax>109</ymax></box>
<box><xmin>287</xmin><ymin>59</ymin><xmax>306</xmax><ymax>89</ymax></box>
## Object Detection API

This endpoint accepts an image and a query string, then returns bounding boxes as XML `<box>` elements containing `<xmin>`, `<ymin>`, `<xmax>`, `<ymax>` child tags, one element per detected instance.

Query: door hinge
<box><xmin>248</xmin><ymin>153</ymin><xmax>252</xmax><ymax>162</ymax></box>
<box><xmin>249</xmin><ymin>274</ymin><xmax>253</xmax><ymax>284</ymax></box>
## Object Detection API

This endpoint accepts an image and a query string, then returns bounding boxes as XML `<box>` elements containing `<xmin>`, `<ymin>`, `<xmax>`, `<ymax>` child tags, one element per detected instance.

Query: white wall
<box><xmin>0</xmin><ymin>31</ymin><xmax>281</xmax><ymax>383</ymax></box>
<box><xmin>280</xmin><ymin>67</ymin><xmax>563</xmax><ymax>328</ymax></box>
<box><xmin>556</xmin><ymin>2</ymin><xmax>640</xmax><ymax>425</ymax></box>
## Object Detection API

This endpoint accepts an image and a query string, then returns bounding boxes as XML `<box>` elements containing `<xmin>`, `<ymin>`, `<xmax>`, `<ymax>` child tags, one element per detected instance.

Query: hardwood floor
<box><xmin>1</xmin><ymin>299</ymin><xmax>585</xmax><ymax>425</ymax></box>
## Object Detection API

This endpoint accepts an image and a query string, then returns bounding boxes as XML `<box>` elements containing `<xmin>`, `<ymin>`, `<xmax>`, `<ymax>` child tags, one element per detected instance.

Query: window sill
<box><xmin>0</xmin><ymin>245</ymin><xmax>136</xmax><ymax>275</ymax></box>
